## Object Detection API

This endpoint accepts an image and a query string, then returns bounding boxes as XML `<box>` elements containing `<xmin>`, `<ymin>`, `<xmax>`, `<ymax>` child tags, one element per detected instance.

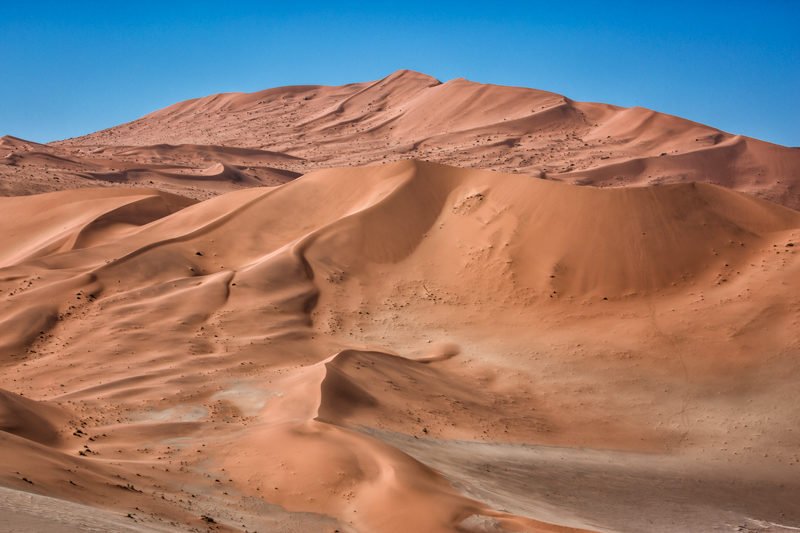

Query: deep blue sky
<box><xmin>1</xmin><ymin>1</ymin><xmax>798</xmax><ymax>146</ymax></box>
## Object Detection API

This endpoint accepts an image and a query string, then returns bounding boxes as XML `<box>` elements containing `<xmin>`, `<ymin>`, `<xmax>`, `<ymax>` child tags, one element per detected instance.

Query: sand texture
<box><xmin>1</xmin><ymin>72</ymin><xmax>800</xmax><ymax>532</ymax></box>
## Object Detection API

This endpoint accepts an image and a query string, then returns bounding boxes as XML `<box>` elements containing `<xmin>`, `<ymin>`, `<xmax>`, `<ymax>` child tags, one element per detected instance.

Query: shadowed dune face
<box><xmin>0</xmin><ymin>389</ymin><xmax>66</xmax><ymax>446</ymax></box>
<box><xmin>1</xmin><ymin>160</ymin><xmax>800</xmax><ymax>531</ymax></box>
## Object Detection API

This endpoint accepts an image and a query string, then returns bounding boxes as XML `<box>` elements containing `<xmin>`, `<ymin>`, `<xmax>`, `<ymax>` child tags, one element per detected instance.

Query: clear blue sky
<box><xmin>1</xmin><ymin>1</ymin><xmax>798</xmax><ymax>146</ymax></box>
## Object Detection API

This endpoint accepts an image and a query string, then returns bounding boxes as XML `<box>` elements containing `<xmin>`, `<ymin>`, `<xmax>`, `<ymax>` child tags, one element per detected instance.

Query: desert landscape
<box><xmin>2</xmin><ymin>70</ymin><xmax>800</xmax><ymax>533</ymax></box>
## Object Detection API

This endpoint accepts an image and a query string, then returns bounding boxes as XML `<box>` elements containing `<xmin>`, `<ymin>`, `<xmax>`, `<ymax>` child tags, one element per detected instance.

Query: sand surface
<box><xmin>1</xmin><ymin>72</ymin><xmax>800</xmax><ymax>532</ymax></box>
<box><xmin>2</xmin><ymin>70</ymin><xmax>799</xmax><ymax>207</ymax></box>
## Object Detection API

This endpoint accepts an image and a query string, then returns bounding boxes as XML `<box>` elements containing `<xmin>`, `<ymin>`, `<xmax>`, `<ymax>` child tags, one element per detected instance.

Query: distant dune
<box><xmin>1</xmin><ymin>70</ymin><xmax>798</xmax><ymax>207</ymax></box>
<box><xmin>48</xmin><ymin>69</ymin><xmax>800</xmax><ymax>209</ymax></box>
<box><xmin>2</xmin><ymin>73</ymin><xmax>800</xmax><ymax>532</ymax></box>
<box><xmin>0</xmin><ymin>135</ymin><xmax>299</xmax><ymax>200</ymax></box>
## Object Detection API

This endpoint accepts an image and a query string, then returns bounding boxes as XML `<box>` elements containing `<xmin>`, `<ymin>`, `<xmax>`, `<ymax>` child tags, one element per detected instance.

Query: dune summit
<box><xmin>1</xmin><ymin>73</ymin><xmax>800</xmax><ymax>532</ymax></box>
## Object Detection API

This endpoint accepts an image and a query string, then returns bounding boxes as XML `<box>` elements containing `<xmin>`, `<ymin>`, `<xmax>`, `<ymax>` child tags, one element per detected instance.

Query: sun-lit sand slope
<box><xmin>1</xmin><ymin>160</ymin><xmax>800</xmax><ymax>532</ymax></box>
<box><xmin>48</xmin><ymin>69</ymin><xmax>800</xmax><ymax>209</ymax></box>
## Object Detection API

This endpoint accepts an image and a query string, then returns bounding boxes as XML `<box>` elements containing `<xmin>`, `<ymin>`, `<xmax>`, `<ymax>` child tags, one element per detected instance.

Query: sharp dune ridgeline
<box><xmin>1</xmin><ymin>72</ymin><xmax>800</xmax><ymax>532</ymax></box>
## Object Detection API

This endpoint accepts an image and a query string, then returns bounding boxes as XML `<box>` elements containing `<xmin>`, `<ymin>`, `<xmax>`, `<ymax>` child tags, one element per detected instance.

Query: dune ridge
<box><xmin>2</xmin><ymin>70</ymin><xmax>798</xmax><ymax>209</ymax></box>
<box><xmin>44</xmin><ymin>69</ymin><xmax>800</xmax><ymax>209</ymax></box>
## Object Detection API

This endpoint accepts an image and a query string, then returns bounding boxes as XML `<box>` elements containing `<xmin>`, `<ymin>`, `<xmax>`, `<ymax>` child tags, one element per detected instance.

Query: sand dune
<box><xmin>0</xmin><ymin>136</ymin><xmax>300</xmax><ymax>199</ymax></box>
<box><xmin>5</xmin><ymin>69</ymin><xmax>798</xmax><ymax>206</ymax></box>
<box><xmin>50</xmin><ymin>70</ymin><xmax>800</xmax><ymax>209</ymax></box>
<box><xmin>0</xmin><ymin>188</ymin><xmax>194</xmax><ymax>266</ymax></box>
<box><xmin>1</xmin><ymin>159</ymin><xmax>799</xmax><ymax>531</ymax></box>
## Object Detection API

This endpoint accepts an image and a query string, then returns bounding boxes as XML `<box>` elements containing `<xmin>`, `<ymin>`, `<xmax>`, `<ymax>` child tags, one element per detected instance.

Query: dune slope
<box><xmin>1</xmin><ymin>160</ymin><xmax>799</xmax><ymax>531</ymax></box>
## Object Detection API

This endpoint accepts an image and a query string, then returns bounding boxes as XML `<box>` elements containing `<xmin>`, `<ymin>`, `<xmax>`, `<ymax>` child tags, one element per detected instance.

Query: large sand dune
<box><xmin>2</xmin><ymin>70</ymin><xmax>799</xmax><ymax>209</ymax></box>
<box><xmin>51</xmin><ymin>69</ymin><xmax>800</xmax><ymax>209</ymax></box>
<box><xmin>1</xmin><ymin>159</ymin><xmax>799</xmax><ymax>531</ymax></box>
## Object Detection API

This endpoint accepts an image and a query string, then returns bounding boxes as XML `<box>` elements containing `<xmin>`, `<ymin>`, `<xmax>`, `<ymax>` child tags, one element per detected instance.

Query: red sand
<box><xmin>1</xmin><ymin>72</ymin><xmax>800</xmax><ymax>532</ymax></box>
